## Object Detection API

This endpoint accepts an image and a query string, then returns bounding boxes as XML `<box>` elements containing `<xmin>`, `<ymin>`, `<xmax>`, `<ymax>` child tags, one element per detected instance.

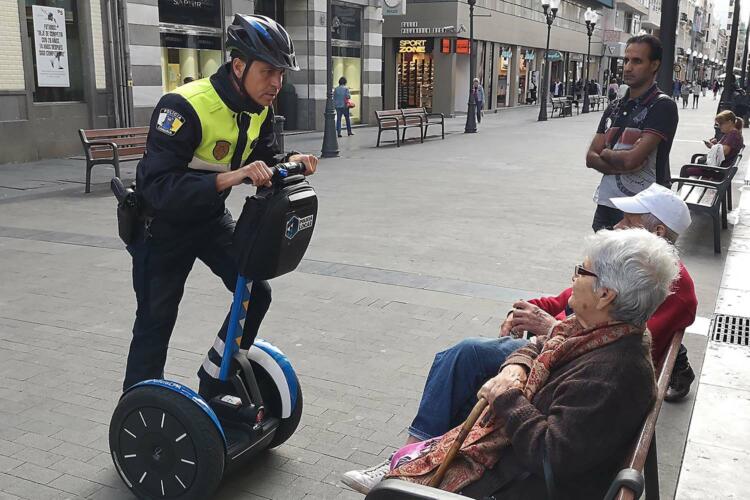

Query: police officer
<box><xmin>123</xmin><ymin>15</ymin><xmax>318</xmax><ymax>397</ymax></box>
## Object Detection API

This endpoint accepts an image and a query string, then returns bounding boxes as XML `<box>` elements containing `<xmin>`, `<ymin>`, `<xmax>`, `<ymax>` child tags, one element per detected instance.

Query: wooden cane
<box><xmin>427</xmin><ymin>397</ymin><xmax>489</xmax><ymax>488</ymax></box>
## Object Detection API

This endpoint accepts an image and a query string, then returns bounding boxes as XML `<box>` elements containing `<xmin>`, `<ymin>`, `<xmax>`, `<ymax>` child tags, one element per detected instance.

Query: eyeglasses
<box><xmin>574</xmin><ymin>264</ymin><xmax>598</xmax><ymax>279</ymax></box>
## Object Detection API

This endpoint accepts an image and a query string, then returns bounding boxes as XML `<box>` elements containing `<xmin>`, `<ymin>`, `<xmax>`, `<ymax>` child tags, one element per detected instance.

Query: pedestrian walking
<box><xmin>333</xmin><ymin>77</ymin><xmax>354</xmax><ymax>137</ymax></box>
<box><xmin>121</xmin><ymin>14</ymin><xmax>319</xmax><ymax>396</ymax></box>
<box><xmin>472</xmin><ymin>78</ymin><xmax>485</xmax><ymax>123</ymax></box>
<box><xmin>672</xmin><ymin>79</ymin><xmax>681</xmax><ymax>101</ymax></box>
<box><xmin>680</xmin><ymin>81</ymin><xmax>690</xmax><ymax>108</ymax></box>
<box><xmin>692</xmin><ymin>81</ymin><xmax>701</xmax><ymax>108</ymax></box>
<box><xmin>607</xmin><ymin>78</ymin><xmax>619</xmax><ymax>102</ymax></box>
<box><xmin>585</xmin><ymin>34</ymin><xmax>678</xmax><ymax>232</ymax></box>
<box><xmin>713</xmin><ymin>79</ymin><xmax>720</xmax><ymax>99</ymax></box>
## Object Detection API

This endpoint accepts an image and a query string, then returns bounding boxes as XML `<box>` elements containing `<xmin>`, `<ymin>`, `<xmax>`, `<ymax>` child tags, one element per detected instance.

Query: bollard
<box><xmin>273</xmin><ymin>115</ymin><xmax>286</xmax><ymax>153</ymax></box>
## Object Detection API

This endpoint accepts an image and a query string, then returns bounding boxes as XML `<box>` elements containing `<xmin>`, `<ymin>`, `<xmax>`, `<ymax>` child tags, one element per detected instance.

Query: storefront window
<box><xmin>397</xmin><ymin>42</ymin><xmax>434</xmax><ymax>111</ymax></box>
<box><xmin>160</xmin><ymin>33</ymin><xmax>222</xmax><ymax>93</ymax></box>
<box><xmin>497</xmin><ymin>49</ymin><xmax>510</xmax><ymax>107</ymax></box>
<box><xmin>255</xmin><ymin>0</ymin><xmax>284</xmax><ymax>25</ymax></box>
<box><xmin>332</xmin><ymin>4</ymin><xmax>362</xmax><ymax>123</ymax></box>
<box><xmin>25</xmin><ymin>0</ymin><xmax>84</xmax><ymax>102</ymax></box>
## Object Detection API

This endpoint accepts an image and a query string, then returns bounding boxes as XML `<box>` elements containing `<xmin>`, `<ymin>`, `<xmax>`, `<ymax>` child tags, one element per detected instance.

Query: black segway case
<box><xmin>233</xmin><ymin>169</ymin><xmax>318</xmax><ymax>281</ymax></box>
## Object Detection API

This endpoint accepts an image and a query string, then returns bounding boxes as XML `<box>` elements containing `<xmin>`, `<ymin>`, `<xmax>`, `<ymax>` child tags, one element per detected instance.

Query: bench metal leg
<box><xmin>85</xmin><ymin>162</ymin><xmax>93</xmax><ymax>194</ymax></box>
<box><xmin>114</xmin><ymin>159</ymin><xmax>121</xmax><ymax>179</ymax></box>
<box><xmin>644</xmin><ymin>435</ymin><xmax>660</xmax><ymax>500</ymax></box>
<box><xmin>713</xmin><ymin>212</ymin><xmax>722</xmax><ymax>253</ymax></box>
<box><xmin>396</xmin><ymin>127</ymin><xmax>400</xmax><ymax>147</ymax></box>
<box><xmin>727</xmin><ymin>188</ymin><xmax>733</xmax><ymax>212</ymax></box>
<box><xmin>377</xmin><ymin>129</ymin><xmax>382</xmax><ymax>147</ymax></box>
<box><xmin>722</xmin><ymin>197</ymin><xmax>729</xmax><ymax>229</ymax></box>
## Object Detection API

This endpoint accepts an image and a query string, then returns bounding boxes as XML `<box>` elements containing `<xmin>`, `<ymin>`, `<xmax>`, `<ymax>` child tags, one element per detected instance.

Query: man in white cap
<box><xmin>342</xmin><ymin>183</ymin><xmax>698</xmax><ymax>494</ymax></box>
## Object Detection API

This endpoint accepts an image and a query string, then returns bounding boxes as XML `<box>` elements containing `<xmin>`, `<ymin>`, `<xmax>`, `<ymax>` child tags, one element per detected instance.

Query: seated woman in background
<box><xmin>701</xmin><ymin>110</ymin><xmax>744</xmax><ymax>168</ymax></box>
<box><xmin>366</xmin><ymin>229</ymin><xmax>680</xmax><ymax>499</ymax></box>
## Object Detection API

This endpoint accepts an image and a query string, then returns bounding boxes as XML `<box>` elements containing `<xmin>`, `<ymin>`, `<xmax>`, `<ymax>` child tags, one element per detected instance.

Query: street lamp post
<box><xmin>321</xmin><ymin>0</ymin><xmax>339</xmax><ymax>158</ymax></box>
<box><xmin>465</xmin><ymin>0</ymin><xmax>477</xmax><ymax>133</ymax></box>
<box><xmin>582</xmin><ymin>8</ymin><xmax>598</xmax><ymax>114</ymax></box>
<box><xmin>538</xmin><ymin>0</ymin><xmax>561</xmax><ymax>122</ymax></box>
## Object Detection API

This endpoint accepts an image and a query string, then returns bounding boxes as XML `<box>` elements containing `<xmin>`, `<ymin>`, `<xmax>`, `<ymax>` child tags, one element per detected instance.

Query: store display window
<box><xmin>397</xmin><ymin>38</ymin><xmax>434</xmax><ymax>111</ymax></box>
<box><xmin>25</xmin><ymin>0</ymin><xmax>84</xmax><ymax>102</ymax></box>
<box><xmin>332</xmin><ymin>3</ymin><xmax>362</xmax><ymax>123</ymax></box>
<box><xmin>160</xmin><ymin>33</ymin><xmax>222</xmax><ymax>93</ymax></box>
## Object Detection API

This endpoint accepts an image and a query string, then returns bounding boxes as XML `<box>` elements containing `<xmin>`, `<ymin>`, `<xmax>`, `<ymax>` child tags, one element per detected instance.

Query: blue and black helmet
<box><xmin>227</xmin><ymin>14</ymin><xmax>300</xmax><ymax>71</ymax></box>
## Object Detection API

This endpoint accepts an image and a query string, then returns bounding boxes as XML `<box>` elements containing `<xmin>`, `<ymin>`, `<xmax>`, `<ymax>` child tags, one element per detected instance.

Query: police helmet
<box><xmin>226</xmin><ymin>14</ymin><xmax>300</xmax><ymax>71</ymax></box>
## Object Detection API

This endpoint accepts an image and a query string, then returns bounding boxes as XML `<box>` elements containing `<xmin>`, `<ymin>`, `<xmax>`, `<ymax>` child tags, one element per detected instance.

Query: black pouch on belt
<box><xmin>110</xmin><ymin>177</ymin><xmax>140</xmax><ymax>245</ymax></box>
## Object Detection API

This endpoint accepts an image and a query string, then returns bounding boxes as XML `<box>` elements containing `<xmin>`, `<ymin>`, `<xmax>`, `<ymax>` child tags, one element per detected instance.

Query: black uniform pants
<box><xmin>592</xmin><ymin>204</ymin><xmax>624</xmax><ymax>232</ymax></box>
<box><xmin>123</xmin><ymin>210</ymin><xmax>271</xmax><ymax>390</ymax></box>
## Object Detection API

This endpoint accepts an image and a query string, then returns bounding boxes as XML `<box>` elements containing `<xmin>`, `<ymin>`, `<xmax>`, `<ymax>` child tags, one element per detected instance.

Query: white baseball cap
<box><xmin>610</xmin><ymin>183</ymin><xmax>692</xmax><ymax>235</ymax></box>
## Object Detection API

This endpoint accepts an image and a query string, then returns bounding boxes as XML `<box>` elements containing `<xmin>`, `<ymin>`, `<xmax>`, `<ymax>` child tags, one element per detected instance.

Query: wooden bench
<box><xmin>366</xmin><ymin>330</ymin><xmax>687</xmax><ymax>500</ymax></box>
<box><xmin>401</xmin><ymin>107</ymin><xmax>445</xmax><ymax>141</ymax></box>
<box><xmin>374</xmin><ymin>110</ymin><xmax>419</xmax><ymax>148</ymax></box>
<box><xmin>79</xmin><ymin>127</ymin><xmax>148</xmax><ymax>193</ymax></box>
<box><xmin>550</xmin><ymin>97</ymin><xmax>572</xmax><ymax>118</ymax></box>
<box><xmin>589</xmin><ymin>95</ymin><xmax>606</xmax><ymax>111</ymax></box>
<box><xmin>672</xmin><ymin>149</ymin><xmax>743</xmax><ymax>253</ymax></box>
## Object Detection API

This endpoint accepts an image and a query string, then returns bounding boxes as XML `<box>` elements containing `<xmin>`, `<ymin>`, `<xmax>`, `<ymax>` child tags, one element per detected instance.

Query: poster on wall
<box><xmin>32</xmin><ymin>5</ymin><xmax>69</xmax><ymax>88</ymax></box>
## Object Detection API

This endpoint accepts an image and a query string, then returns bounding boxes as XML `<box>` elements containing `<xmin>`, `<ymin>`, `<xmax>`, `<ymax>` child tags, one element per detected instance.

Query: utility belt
<box><xmin>110</xmin><ymin>177</ymin><xmax>147</xmax><ymax>245</ymax></box>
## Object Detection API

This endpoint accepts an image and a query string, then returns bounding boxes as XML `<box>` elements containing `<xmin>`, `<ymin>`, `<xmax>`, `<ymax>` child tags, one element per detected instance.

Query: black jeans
<box><xmin>592</xmin><ymin>204</ymin><xmax>624</xmax><ymax>232</ymax></box>
<box><xmin>123</xmin><ymin>210</ymin><xmax>271</xmax><ymax>390</ymax></box>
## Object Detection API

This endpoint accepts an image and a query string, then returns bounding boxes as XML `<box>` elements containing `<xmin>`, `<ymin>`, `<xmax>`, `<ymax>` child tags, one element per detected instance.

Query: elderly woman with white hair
<box><xmin>378</xmin><ymin>228</ymin><xmax>680</xmax><ymax>500</ymax></box>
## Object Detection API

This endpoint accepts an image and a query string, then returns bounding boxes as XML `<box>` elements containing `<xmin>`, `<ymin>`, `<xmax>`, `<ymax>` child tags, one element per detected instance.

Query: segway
<box><xmin>109</xmin><ymin>162</ymin><xmax>317</xmax><ymax>499</ymax></box>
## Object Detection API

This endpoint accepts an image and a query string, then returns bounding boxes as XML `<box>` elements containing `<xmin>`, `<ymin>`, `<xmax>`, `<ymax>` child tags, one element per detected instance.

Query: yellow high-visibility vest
<box><xmin>171</xmin><ymin>78</ymin><xmax>269</xmax><ymax>172</ymax></box>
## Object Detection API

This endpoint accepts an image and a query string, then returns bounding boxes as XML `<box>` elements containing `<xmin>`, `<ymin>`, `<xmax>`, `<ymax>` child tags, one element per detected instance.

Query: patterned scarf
<box><xmin>386</xmin><ymin>316</ymin><xmax>644</xmax><ymax>493</ymax></box>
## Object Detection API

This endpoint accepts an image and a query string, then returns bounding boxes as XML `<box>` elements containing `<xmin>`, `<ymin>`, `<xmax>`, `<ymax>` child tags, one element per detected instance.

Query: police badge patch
<box><xmin>155</xmin><ymin>108</ymin><xmax>185</xmax><ymax>136</ymax></box>
<box><xmin>213</xmin><ymin>140</ymin><xmax>231</xmax><ymax>160</ymax></box>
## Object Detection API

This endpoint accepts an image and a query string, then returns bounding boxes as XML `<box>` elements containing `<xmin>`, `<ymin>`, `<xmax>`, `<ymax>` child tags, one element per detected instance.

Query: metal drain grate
<box><xmin>710</xmin><ymin>315</ymin><xmax>750</xmax><ymax>345</ymax></box>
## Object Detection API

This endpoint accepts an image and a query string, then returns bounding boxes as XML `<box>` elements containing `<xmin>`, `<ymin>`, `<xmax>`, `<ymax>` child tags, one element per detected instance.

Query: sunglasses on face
<box><xmin>574</xmin><ymin>264</ymin><xmax>598</xmax><ymax>279</ymax></box>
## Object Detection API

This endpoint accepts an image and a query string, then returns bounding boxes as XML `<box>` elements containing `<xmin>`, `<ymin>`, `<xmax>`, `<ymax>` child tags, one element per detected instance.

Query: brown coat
<box><xmin>461</xmin><ymin>334</ymin><xmax>656</xmax><ymax>500</ymax></box>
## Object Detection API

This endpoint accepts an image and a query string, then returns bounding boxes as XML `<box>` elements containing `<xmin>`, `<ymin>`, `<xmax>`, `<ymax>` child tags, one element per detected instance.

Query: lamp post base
<box><xmin>321</xmin><ymin>102</ymin><xmax>339</xmax><ymax>158</ymax></box>
<box><xmin>582</xmin><ymin>94</ymin><xmax>590</xmax><ymax>114</ymax></box>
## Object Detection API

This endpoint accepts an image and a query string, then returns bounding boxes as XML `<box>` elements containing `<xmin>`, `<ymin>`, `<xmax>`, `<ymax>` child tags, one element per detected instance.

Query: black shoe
<box><xmin>337</xmin><ymin>134</ymin><xmax>342</xmax><ymax>138</ymax></box>
<box><xmin>665</xmin><ymin>364</ymin><xmax>696</xmax><ymax>402</ymax></box>
<box><xmin>348</xmin><ymin>132</ymin><xmax>354</xmax><ymax>136</ymax></box>
<box><xmin>198</xmin><ymin>377</ymin><xmax>235</xmax><ymax>401</ymax></box>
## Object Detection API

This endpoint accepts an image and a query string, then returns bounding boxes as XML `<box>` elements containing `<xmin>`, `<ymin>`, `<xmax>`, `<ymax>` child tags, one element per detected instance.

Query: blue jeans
<box><xmin>408</xmin><ymin>337</ymin><xmax>528</xmax><ymax>441</ymax></box>
<box><xmin>336</xmin><ymin>107</ymin><xmax>352</xmax><ymax>135</ymax></box>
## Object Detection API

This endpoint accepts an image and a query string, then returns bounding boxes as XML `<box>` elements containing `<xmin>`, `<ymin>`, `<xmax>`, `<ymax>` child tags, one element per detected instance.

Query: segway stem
<box><xmin>220</xmin><ymin>274</ymin><xmax>251</xmax><ymax>381</ymax></box>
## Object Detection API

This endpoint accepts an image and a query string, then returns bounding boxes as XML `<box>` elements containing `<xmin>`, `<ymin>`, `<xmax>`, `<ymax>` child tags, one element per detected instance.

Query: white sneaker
<box><xmin>341</xmin><ymin>459</ymin><xmax>391</xmax><ymax>494</ymax></box>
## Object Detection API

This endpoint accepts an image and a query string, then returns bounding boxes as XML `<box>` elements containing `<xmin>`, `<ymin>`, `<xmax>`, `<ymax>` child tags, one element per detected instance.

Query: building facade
<box><xmin>382</xmin><ymin>0</ymin><xmax>608</xmax><ymax>118</ymax></box>
<box><xmin>0</xmin><ymin>0</ymin><xmax>112</xmax><ymax>162</ymax></box>
<box><xmin>0</xmin><ymin>0</ymin><xmax>384</xmax><ymax>163</ymax></box>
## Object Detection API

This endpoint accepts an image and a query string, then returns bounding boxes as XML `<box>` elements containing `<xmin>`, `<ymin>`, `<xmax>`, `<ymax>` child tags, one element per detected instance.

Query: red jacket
<box><xmin>528</xmin><ymin>262</ymin><xmax>697</xmax><ymax>364</ymax></box>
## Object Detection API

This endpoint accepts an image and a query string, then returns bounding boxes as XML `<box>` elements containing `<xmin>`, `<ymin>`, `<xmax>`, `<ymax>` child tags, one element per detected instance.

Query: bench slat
<box><xmin>88</xmin><ymin>136</ymin><xmax>148</xmax><ymax>148</ymax></box>
<box><xmin>81</xmin><ymin>127</ymin><xmax>150</xmax><ymax>139</ymax></box>
<box><xmin>91</xmin><ymin>146</ymin><xmax>146</xmax><ymax>159</ymax></box>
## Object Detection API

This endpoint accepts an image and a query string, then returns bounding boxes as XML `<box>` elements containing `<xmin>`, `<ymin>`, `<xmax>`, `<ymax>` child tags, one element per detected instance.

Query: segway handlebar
<box><xmin>242</xmin><ymin>161</ymin><xmax>307</xmax><ymax>185</ymax></box>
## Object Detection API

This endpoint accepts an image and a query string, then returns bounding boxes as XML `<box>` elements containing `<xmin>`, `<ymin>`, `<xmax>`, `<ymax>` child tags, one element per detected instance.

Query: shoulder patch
<box><xmin>155</xmin><ymin>108</ymin><xmax>185</xmax><ymax>136</ymax></box>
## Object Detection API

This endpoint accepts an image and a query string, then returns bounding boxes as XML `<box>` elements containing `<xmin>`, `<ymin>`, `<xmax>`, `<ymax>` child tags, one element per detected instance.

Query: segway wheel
<box><xmin>268</xmin><ymin>380</ymin><xmax>303</xmax><ymax>448</ymax></box>
<box><xmin>109</xmin><ymin>386</ymin><xmax>225</xmax><ymax>500</ymax></box>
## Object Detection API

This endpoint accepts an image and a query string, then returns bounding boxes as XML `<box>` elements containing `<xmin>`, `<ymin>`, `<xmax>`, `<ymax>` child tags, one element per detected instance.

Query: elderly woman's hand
<box><xmin>478</xmin><ymin>364</ymin><xmax>527</xmax><ymax>407</ymax></box>
<box><xmin>499</xmin><ymin>312</ymin><xmax>514</xmax><ymax>337</ymax></box>
<box><xmin>511</xmin><ymin>301</ymin><xmax>558</xmax><ymax>337</ymax></box>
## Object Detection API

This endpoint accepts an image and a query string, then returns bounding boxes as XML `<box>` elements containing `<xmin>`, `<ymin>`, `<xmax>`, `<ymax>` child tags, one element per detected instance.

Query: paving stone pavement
<box><xmin>0</xmin><ymin>101</ymin><xmax>736</xmax><ymax>499</ymax></box>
